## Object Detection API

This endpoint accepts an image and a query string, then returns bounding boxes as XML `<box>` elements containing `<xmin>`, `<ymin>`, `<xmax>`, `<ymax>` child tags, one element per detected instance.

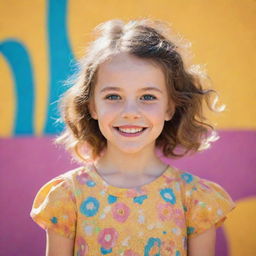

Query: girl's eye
<box><xmin>104</xmin><ymin>94</ymin><xmax>121</xmax><ymax>100</ymax></box>
<box><xmin>141</xmin><ymin>94</ymin><xmax>157</xmax><ymax>101</ymax></box>
<box><xmin>104</xmin><ymin>94</ymin><xmax>157</xmax><ymax>101</ymax></box>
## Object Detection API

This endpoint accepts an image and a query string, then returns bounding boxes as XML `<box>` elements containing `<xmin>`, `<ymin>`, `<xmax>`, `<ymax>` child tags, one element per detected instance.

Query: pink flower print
<box><xmin>124</xmin><ymin>249</ymin><xmax>140</xmax><ymax>256</ymax></box>
<box><xmin>161</xmin><ymin>240</ymin><xmax>175</xmax><ymax>255</ymax></box>
<box><xmin>198</xmin><ymin>180</ymin><xmax>211</xmax><ymax>191</ymax></box>
<box><xmin>126</xmin><ymin>189</ymin><xmax>138</xmax><ymax>198</ymax></box>
<box><xmin>98</xmin><ymin>228</ymin><xmax>119</xmax><ymax>249</ymax></box>
<box><xmin>157</xmin><ymin>203</ymin><xmax>185</xmax><ymax>228</ymax></box>
<box><xmin>112</xmin><ymin>202</ymin><xmax>130</xmax><ymax>223</ymax></box>
<box><xmin>76</xmin><ymin>172</ymin><xmax>90</xmax><ymax>185</ymax></box>
<box><xmin>172</xmin><ymin>208</ymin><xmax>186</xmax><ymax>229</ymax></box>
<box><xmin>194</xmin><ymin>199</ymin><xmax>199</xmax><ymax>205</ymax></box>
<box><xmin>126</xmin><ymin>187</ymin><xmax>147</xmax><ymax>198</ymax></box>
<box><xmin>76</xmin><ymin>236</ymin><xmax>89</xmax><ymax>256</ymax></box>
<box><xmin>157</xmin><ymin>203</ymin><xmax>172</xmax><ymax>221</ymax></box>
<box><xmin>163</xmin><ymin>175</ymin><xmax>176</xmax><ymax>185</ymax></box>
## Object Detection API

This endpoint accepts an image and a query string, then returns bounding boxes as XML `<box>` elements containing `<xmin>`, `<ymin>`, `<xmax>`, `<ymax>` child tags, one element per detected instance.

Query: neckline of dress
<box><xmin>86</xmin><ymin>162</ymin><xmax>175</xmax><ymax>197</ymax></box>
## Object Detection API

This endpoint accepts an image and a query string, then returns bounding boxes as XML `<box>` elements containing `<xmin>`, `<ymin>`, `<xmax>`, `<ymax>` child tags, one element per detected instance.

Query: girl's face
<box><xmin>89</xmin><ymin>52</ymin><xmax>174</xmax><ymax>155</ymax></box>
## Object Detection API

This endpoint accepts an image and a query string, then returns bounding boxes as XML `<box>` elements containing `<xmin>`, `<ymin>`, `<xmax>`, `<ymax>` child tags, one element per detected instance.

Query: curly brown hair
<box><xmin>54</xmin><ymin>18</ymin><xmax>225</xmax><ymax>163</ymax></box>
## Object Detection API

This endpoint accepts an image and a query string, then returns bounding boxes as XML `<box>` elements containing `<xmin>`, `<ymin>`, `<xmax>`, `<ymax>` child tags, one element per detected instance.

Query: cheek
<box><xmin>142</xmin><ymin>104</ymin><xmax>166</xmax><ymax>119</ymax></box>
<box><xmin>96</xmin><ymin>107</ymin><xmax>117</xmax><ymax>128</ymax></box>
<box><xmin>96</xmin><ymin>102</ymin><xmax>119</xmax><ymax>116</ymax></box>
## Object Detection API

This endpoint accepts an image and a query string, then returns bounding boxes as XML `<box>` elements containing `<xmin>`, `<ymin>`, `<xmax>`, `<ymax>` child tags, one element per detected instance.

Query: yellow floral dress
<box><xmin>30</xmin><ymin>162</ymin><xmax>236</xmax><ymax>256</ymax></box>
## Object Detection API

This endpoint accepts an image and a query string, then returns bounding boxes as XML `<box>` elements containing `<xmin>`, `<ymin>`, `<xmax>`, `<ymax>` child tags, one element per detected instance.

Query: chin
<box><xmin>114</xmin><ymin>143</ymin><xmax>155</xmax><ymax>155</ymax></box>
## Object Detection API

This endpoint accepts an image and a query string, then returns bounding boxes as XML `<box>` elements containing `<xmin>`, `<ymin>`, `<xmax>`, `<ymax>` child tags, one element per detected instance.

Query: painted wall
<box><xmin>0</xmin><ymin>0</ymin><xmax>255</xmax><ymax>255</ymax></box>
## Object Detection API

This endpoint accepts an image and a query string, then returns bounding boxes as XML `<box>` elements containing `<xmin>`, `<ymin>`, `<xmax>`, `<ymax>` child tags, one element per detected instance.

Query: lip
<box><xmin>113</xmin><ymin>126</ymin><xmax>148</xmax><ymax>137</ymax></box>
<box><xmin>114</xmin><ymin>125</ymin><xmax>147</xmax><ymax>129</ymax></box>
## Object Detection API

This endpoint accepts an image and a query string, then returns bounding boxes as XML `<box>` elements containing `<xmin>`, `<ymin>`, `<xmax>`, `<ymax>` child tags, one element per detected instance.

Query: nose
<box><xmin>121</xmin><ymin>100</ymin><xmax>141</xmax><ymax>119</ymax></box>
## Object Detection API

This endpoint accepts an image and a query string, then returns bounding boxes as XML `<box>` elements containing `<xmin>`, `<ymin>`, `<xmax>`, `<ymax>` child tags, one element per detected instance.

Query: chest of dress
<box><xmin>73</xmin><ymin>184</ymin><xmax>188</xmax><ymax>255</ymax></box>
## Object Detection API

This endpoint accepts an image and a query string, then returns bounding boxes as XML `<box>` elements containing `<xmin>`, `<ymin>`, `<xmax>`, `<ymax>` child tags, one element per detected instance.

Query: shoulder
<box><xmin>167</xmin><ymin>165</ymin><xmax>235</xmax><ymax>207</ymax></box>
<box><xmin>168</xmin><ymin>166</ymin><xmax>236</xmax><ymax>238</ymax></box>
<box><xmin>30</xmin><ymin>167</ymin><xmax>88</xmax><ymax>239</ymax></box>
<box><xmin>166</xmin><ymin>165</ymin><xmax>201</xmax><ymax>190</ymax></box>
<box><xmin>179</xmin><ymin>169</ymin><xmax>232</xmax><ymax>202</ymax></box>
<box><xmin>39</xmin><ymin>166</ymin><xmax>84</xmax><ymax>189</ymax></box>
<box><xmin>43</xmin><ymin>164</ymin><xmax>93</xmax><ymax>189</ymax></box>
<box><xmin>168</xmin><ymin>165</ymin><xmax>221</xmax><ymax>192</ymax></box>
<box><xmin>32</xmin><ymin>165</ymin><xmax>91</xmax><ymax>205</ymax></box>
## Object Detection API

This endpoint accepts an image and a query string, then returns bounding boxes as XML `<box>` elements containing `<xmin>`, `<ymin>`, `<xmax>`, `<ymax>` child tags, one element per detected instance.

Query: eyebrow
<box><xmin>100</xmin><ymin>86</ymin><xmax>163</xmax><ymax>94</ymax></box>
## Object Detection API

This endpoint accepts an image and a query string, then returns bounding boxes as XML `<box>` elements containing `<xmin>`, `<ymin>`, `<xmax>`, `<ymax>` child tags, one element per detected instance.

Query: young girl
<box><xmin>30</xmin><ymin>18</ymin><xmax>236</xmax><ymax>256</ymax></box>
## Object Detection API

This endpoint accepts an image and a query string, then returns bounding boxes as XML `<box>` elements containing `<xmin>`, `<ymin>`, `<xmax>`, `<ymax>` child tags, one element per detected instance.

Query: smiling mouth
<box><xmin>113</xmin><ymin>127</ymin><xmax>148</xmax><ymax>134</ymax></box>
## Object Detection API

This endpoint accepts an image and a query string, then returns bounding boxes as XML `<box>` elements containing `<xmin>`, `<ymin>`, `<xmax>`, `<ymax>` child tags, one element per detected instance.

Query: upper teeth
<box><xmin>118</xmin><ymin>127</ymin><xmax>144</xmax><ymax>133</ymax></box>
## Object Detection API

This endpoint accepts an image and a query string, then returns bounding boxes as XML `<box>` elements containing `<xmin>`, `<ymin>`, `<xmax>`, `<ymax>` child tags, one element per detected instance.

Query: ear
<box><xmin>88</xmin><ymin>101</ymin><xmax>98</xmax><ymax>120</ymax></box>
<box><xmin>165</xmin><ymin>105</ymin><xmax>175</xmax><ymax>121</ymax></box>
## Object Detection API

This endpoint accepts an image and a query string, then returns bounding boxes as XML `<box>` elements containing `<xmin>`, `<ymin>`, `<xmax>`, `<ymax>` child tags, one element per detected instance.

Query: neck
<box><xmin>93</xmin><ymin>142</ymin><xmax>166</xmax><ymax>178</ymax></box>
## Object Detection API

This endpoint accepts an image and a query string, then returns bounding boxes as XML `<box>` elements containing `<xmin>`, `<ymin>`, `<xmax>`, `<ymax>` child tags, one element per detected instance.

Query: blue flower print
<box><xmin>187</xmin><ymin>226</ymin><xmax>195</xmax><ymax>235</ymax></box>
<box><xmin>160</xmin><ymin>188</ymin><xmax>176</xmax><ymax>204</ymax></box>
<box><xmin>133</xmin><ymin>195</ymin><xmax>148</xmax><ymax>204</ymax></box>
<box><xmin>108</xmin><ymin>195</ymin><xmax>117</xmax><ymax>204</ymax></box>
<box><xmin>86</xmin><ymin>180</ymin><xmax>96</xmax><ymax>187</ymax></box>
<box><xmin>181</xmin><ymin>173</ymin><xmax>194</xmax><ymax>184</ymax></box>
<box><xmin>144</xmin><ymin>237</ymin><xmax>161</xmax><ymax>256</ymax></box>
<box><xmin>100</xmin><ymin>247</ymin><xmax>112</xmax><ymax>254</ymax></box>
<box><xmin>50</xmin><ymin>216</ymin><xmax>58</xmax><ymax>224</ymax></box>
<box><xmin>175</xmin><ymin>251</ymin><xmax>181</xmax><ymax>256</ymax></box>
<box><xmin>80</xmin><ymin>197</ymin><xmax>99</xmax><ymax>217</ymax></box>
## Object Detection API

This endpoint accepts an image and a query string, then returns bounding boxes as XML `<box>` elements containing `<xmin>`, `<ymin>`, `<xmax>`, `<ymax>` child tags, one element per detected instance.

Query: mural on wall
<box><xmin>1</xmin><ymin>0</ymin><xmax>255</xmax><ymax>255</ymax></box>
<box><xmin>1</xmin><ymin>0</ymin><xmax>73</xmax><ymax>135</ymax></box>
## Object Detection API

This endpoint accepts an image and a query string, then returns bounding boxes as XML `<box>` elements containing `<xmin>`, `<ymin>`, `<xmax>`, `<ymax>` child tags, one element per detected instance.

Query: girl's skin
<box><xmin>46</xmin><ymin>52</ymin><xmax>216</xmax><ymax>256</ymax></box>
<box><xmin>89</xmin><ymin>52</ymin><xmax>174</xmax><ymax>188</ymax></box>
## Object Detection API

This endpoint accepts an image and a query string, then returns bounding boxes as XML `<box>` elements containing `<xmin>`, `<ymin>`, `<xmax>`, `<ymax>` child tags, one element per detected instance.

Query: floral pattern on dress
<box><xmin>30</xmin><ymin>164</ymin><xmax>236</xmax><ymax>255</ymax></box>
<box><xmin>80</xmin><ymin>196</ymin><xmax>100</xmax><ymax>217</ymax></box>
<box><xmin>112</xmin><ymin>202</ymin><xmax>130</xmax><ymax>223</ymax></box>
<box><xmin>98</xmin><ymin>228</ymin><xmax>119</xmax><ymax>250</ymax></box>
<box><xmin>160</xmin><ymin>188</ymin><xmax>176</xmax><ymax>204</ymax></box>
<box><xmin>77</xmin><ymin>236</ymin><xmax>89</xmax><ymax>256</ymax></box>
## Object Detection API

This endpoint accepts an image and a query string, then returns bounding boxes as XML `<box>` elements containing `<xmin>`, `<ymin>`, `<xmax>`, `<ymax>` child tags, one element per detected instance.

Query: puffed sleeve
<box><xmin>30</xmin><ymin>176</ymin><xmax>77</xmax><ymax>239</ymax></box>
<box><xmin>184</xmin><ymin>175</ymin><xmax>236</xmax><ymax>238</ymax></box>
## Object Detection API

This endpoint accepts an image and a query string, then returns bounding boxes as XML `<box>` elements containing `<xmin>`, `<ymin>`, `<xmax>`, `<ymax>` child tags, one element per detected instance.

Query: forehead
<box><xmin>95</xmin><ymin>52</ymin><xmax>166</xmax><ymax>91</ymax></box>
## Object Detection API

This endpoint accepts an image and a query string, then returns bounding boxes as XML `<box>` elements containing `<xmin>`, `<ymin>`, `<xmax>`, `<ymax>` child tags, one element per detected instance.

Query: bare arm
<box><xmin>188</xmin><ymin>226</ymin><xmax>216</xmax><ymax>256</ymax></box>
<box><xmin>46</xmin><ymin>229</ymin><xmax>74</xmax><ymax>256</ymax></box>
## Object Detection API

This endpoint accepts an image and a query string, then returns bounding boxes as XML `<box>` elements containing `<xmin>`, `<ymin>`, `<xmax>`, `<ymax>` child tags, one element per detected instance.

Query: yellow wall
<box><xmin>1</xmin><ymin>0</ymin><xmax>255</xmax><ymax>134</ymax></box>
